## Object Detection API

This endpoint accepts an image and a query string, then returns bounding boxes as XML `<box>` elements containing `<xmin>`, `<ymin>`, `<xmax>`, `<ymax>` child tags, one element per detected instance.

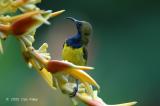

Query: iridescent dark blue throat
<box><xmin>66</xmin><ymin>22</ymin><xmax>83</xmax><ymax>48</ymax></box>
<box><xmin>66</xmin><ymin>33</ymin><xmax>82</xmax><ymax>48</ymax></box>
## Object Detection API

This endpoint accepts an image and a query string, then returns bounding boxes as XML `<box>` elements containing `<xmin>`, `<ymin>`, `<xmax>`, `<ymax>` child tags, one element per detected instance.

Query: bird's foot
<box><xmin>69</xmin><ymin>80</ymin><xmax>79</xmax><ymax>97</ymax></box>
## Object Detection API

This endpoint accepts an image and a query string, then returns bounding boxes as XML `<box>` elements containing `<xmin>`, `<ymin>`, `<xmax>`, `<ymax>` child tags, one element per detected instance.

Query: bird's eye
<box><xmin>77</xmin><ymin>22</ymin><xmax>82</xmax><ymax>28</ymax></box>
<box><xmin>78</xmin><ymin>22</ymin><xmax>81</xmax><ymax>26</ymax></box>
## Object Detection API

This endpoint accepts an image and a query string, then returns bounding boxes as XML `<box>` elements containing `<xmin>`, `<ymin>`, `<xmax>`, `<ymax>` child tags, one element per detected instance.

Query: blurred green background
<box><xmin>0</xmin><ymin>0</ymin><xmax>160</xmax><ymax>106</ymax></box>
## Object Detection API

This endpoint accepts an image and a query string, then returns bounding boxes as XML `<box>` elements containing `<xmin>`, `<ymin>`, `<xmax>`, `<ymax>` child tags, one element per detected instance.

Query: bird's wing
<box><xmin>83</xmin><ymin>47</ymin><xmax>88</xmax><ymax>64</ymax></box>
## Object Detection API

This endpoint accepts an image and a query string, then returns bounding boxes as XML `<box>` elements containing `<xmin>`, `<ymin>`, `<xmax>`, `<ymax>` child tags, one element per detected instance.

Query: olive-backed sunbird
<box><xmin>62</xmin><ymin>17</ymin><xmax>92</xmax><ymax>97</ymax></box>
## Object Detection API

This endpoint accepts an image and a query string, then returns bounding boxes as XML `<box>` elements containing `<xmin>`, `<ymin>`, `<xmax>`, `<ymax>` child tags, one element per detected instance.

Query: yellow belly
<box><xmin>62</xmin><ymin>44</ymin><xmax>86</xmax><ymax>65</ymax></box>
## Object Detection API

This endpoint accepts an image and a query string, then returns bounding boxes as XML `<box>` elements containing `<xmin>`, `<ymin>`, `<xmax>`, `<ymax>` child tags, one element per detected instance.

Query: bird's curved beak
<box><xmin>66</xmin><ymin>17</ymin><xmax>78</xmax><ymax>23</ymax></box>
<box><xmin>65</xmin><ymin>17</ymin><xmax>81</xmax><ymax>26</ymax></box>
<box><xmin>65</xmin><ymin>17</ymin><xmax>82</xmax><ymax>32</ymax></box>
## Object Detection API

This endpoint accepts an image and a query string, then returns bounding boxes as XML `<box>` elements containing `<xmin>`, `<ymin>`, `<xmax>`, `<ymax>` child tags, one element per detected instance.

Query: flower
<box><xmin>21</xmin><ymin>44</ymin><xmax>100</xmax><ymax>102</ymax></box>
<box><xmin>77</xmin><ymin>91</ymin><xmax>137</xmax><ymax>106</ymax></box>
<box><xmin>22</xmin><ymin>43</ymin><xmax>59</xmax><ymax>90</ymax></box>
<box><xmin>28</xmin><ymin>46</ymin><xmax>100</xmax><ymax>90</ymax></box>
<box><xmin>0</xmin><ymin>0</ymin><xmax>31</xmax><ymax>15</ymax></box>
<box><xmin>0</xmin><ymin>9</ymin><xmax>65</xmax><ymax>53</ymax></box>
<box><xmin>46</xmin><ymin>60</ymin><xmax>100</xmax><ymax>88</ymax></box>
<box><xmin>0</xmin><ymin>10</ymin><xmax>65</xmax><ymax>37</ymax></box>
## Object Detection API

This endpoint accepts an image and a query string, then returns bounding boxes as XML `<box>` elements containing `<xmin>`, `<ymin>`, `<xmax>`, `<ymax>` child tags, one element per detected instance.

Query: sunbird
<box><xmin>62</xmin><ymin>17</ymin><xmax>92</xmax><ymax>97</ymax></box>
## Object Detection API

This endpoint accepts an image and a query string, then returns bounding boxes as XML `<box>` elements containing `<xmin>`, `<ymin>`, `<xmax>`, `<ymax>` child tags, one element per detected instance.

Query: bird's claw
<box><xmin>69</xmin><ymin>80</ymin><xmax>79</xmax><ymax>97</ymax></box>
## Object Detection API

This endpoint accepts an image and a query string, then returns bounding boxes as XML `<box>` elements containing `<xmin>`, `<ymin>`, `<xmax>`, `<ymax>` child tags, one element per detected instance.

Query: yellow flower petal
<box><xmin>39</xmin><ymin>68</ymin><xmax>56</xmax><ymax>90</ymax></box>
<box><xmin>65</xmin><ymin>69</ymin><xmax>100</xmax><ymax>89</ymax></box>
<box><xmin>50</xmin><ymin>10</ymin><xmax>65</xmax><ymax>18</ymax></box>
<box><xmin>0</xmin><ymin>10</ymin><xmax>42</xmax><ymax>22</ymax></box>
<box><xmin>75</xmin><ymin>66</ymin><xmax>94</xmax><ymax>71</ymax></box>
<box><xmin>109</xmin><ymin>101</ymin><xmax>137</xmax><ymax>106</ymax></box>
